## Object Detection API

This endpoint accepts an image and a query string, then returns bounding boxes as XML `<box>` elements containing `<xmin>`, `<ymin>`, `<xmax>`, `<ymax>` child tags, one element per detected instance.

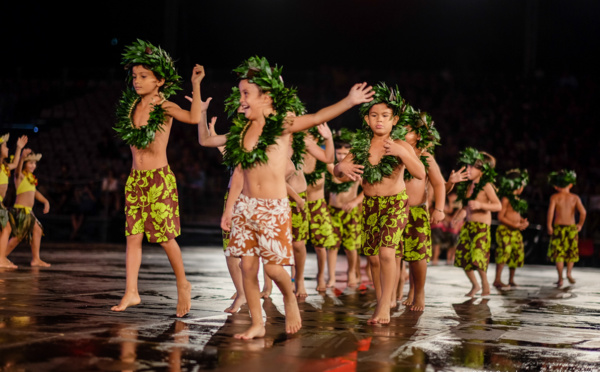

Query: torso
<box><xmin>466</xmin><ymin>182</ymin><xmax>494</xmax><ymax>225</ymax></box>
<box><xmin>304</xmin><ymin>153</ymin><xmax>325</xmax><ymax>201</ymax></box>
<box><xmin>329</xmin><ymin>181</ymin><xmax>360</xmax><ymax>208</ymax></box>
<box><xmin>0</xmin><ymin>163</ymin><xmax>9</xmax><ymax>199</ymax></box>
<box><xmin>14</xmin><ymin>173</ymin><xmax>36</xmax><ymax>208</ymax></box>
<box><xmin>501</xmin><ymin>197</ymin><xmax>522</xmax><ymax>227</ymax></box>
<box><xmin>361</xmin><ymin>138</ymin><xmax>406</xmax><ymax>197</ymax></box>
<box><xmin>130</xmin><ymin>101</ymin><xmax>172</xmax><ymax>170</ymax></box>
<box><xmin>552</xmin><ymin>192</ymin><xmax>579</xmax><ymax>225</ymax></box>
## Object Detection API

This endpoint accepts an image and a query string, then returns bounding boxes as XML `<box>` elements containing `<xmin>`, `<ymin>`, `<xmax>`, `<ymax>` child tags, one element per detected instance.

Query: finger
<box><xmin>185</xmin><ymin>96</ymin><xmax>192</xmax><ymax>102</ymax></box>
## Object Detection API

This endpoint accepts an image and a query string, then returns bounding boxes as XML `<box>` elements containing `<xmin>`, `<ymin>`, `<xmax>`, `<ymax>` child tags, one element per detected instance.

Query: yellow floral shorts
<box><xmin>226</xmin><ymin>194</ymin><xmax>294</xmax><ymax>266</ymax></box>
<box><xmin>125</xmin><ymin>165</ymin><xmax>180</xmax><ymax>243</ymax></box>
<box><xmin>289</xmin><ymin>191</ymin><xmax>309</xmax><ymax>242</ymax></box>
<box><xmin>307</xmin><ymin>198</ymin><xmax>337</xmax><ymax>249</ymax></box>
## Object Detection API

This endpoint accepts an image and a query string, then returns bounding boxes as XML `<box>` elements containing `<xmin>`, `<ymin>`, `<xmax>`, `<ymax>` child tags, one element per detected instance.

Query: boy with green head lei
<box><xmin>0</xmin><ymin>134</ymin><xmax>28</xmax><ymax>269</ymax></box>
<box><xmin>493</xmin><ymin>169</ymin><xmax>530</xmax><ymax>289</ymax></box>
<box><xmin>196</xmin><ymin>56</ymin><xmax>374</xmax><ymax>339</ymax></box>
<box><xmin>112</xmin><ymin>40</ymin><xmax>205</xmax><ymax>317</ymax></box>
<box><xmin>452</xmin><ymin>148</ymin><xmax>501</xmax><ymax>297</ymax></box>
<box><xmin>399</xmin><ymin>110</ymin><xmax>445</xmax><ymax>311</ymax></box>
<box><xmin>325</xmin><ymin>128</ymin><xmax>364</xmax><ymax>288</ymax></box>
<box><xmin>334</xmin><ymin>83</ymin><xmax>425</xmax><ymax>324</ymax></box>
<box><xmin>546</xmin><ymin>170</ymin><xmax>586</xmax><ymax>287</ymax></box>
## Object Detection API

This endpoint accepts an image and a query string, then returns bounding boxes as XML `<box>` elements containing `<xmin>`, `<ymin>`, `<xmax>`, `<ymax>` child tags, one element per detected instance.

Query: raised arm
<box><xmin>164</xmin><ymin>64</ymin><xmax>205</xmax><ymax>124</ymax></box>
<box><xmin>14</xmin><ymin>148</ymin><xmax>31</xmax><ymax>183</ymax></box>
<box><xmin>208</xmin><ymin>117</ymin><xmax>227</xmax><ymax>154</ymax></box>
<box><xmin>305</xmin><ymin>124</ymin><xmax>335</xmax><ymax>164</ymax></box>
<box><xmin>284</xmin><ymin>83</ymin><xmax>374</xmax><ymax>133</ymax></box>
<box><xmin>188</xmin><ymin>95</ymin><xmax>228</xmax><ymax>148</ymax></box>
<box><xmin>7</xmin><ymin>135</ymin><xmax>28</xmax><ymax>170</ymax></box>
<box><xmin>445</xmin><ymin>166</ymin><xmax>468</xmax><ymax>194</ymax></box>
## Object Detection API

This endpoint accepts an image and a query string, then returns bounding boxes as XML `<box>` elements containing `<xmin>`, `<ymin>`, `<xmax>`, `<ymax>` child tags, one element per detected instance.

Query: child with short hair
<box><xmin>493</xmin><ymin>169</ymin><xmax>530</xmax><ymax>289</ymax></box>
<box><xmin>452</xmin><ymin>148</ymin><xmax>501</xmax><ymax>297</ymax></box>
<box><xmin>111</xmin><ymin>40</ymin><xmax>204</xmax><ymax>317</ymax></box>
<box><xmin>334</xmin><ymin>83</ymin><xmax>425</xmax><ymax>324</ymax></box>
<box><xmin>0</xmin><ymin>134</ymin><xmax>27</xmax><ymax>268</ymax></box>
<box><xmin>4</xmin><ymin>148</ymin><xmax>51</xmax><ymax>267</ymax></box>
<box><xmin>197</xmin><ymin>56</ymin><xmax>374</xmax><ymax>339</ymax></box>
<box><xmin>546</xmin><ymin>170</ymin><xmax>586</xmax><ymax>287</ymax></box>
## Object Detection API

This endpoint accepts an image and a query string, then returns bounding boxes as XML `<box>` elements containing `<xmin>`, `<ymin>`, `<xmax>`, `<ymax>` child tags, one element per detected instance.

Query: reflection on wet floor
<box><xmin>1</xmin><ymin>244</ymin><xmax>600</xmax><ymax>371</ymax></box>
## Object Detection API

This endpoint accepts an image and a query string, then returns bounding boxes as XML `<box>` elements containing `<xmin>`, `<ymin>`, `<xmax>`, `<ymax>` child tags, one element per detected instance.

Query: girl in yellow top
<box><xmin>3</xmin><ymin>148</ymin><xmax>51</xmax><ymax>267</ymax></box>
<box><xmin>0</xmin><ymin>134</ymin><xmax>28</xmax><ymax>268</ymax></box>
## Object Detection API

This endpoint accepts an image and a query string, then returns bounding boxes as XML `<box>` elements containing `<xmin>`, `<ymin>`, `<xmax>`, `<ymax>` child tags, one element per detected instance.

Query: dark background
<box><xmin>1</xmin><ymin>0</ymin><xmax>599</xmax><ymax>264</ymax></box>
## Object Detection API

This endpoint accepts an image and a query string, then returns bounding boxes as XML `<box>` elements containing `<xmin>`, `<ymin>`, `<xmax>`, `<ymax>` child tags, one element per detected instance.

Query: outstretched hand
<box><xmin>335</xmin><ymin>161</ymin><xmax>364</xmax><ymax>182</ymax></box>
<box><xmin>449</xmin><ymin>166</ymin><xmax>468</xmax><ymax>184</ymax></box>
<box><xmin>22</xmin><ymin>148</ymin><xmax>32</xmax><ymax>157</ymax></box>
<box><xmin>347</xmin><ymin>82</ymin><xmax>374</xmax><ymax>106</ymax></box>
<box><xmin>316</xmin><ymin>122</ymin><xmax>332</xmax><ymax>140</ymax></box>
<box><xmin>16</xmin><ymin>135</ymin><xmax>28</xmax><ymax>148</ymax></box>
<box><xmin>208</xmin><ymin>117</ymin><xmax>218</xmax><ymax>136</ymax></box>
<box><xmin>185</xmin><ymin>95</ymin><xmax>213</xmax><ymax>113</ymax></box>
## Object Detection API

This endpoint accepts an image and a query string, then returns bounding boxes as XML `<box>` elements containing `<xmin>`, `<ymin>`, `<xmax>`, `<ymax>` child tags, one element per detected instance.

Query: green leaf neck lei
<box><xmin>325</xmin><ymin>171</ymin><xmax>354</xmax><ymax>194</ymax></box>
<box><xmin>304</xmin><ymin>159</ymin><xmax>328</xmax><ymax>186</ymax></box>
<box><xmin>291</xmin><ymin>131</ymin><xmax>307</xmax><ymax>170</ymax></box>
<box><xmin>223</xmin><ymin>113</ymin><xmax>285</xmax><ymax>170</ymax></box>
<box><xmin>350</xmin><ymin>126</ymin><xmax>406</xmax><ymax>184</ymax></box>
<box><xmin>404</xmin><ymin>153</ymin><xmax>430</xmax><ymax>181</ymax></box>
<box><xmin>114</xmin><ymin>89</ymin><xmax>168</xmax><ymax>149</ymax></box>
<box><xmin>502</xmin><ymin>194</ymin><xmax>528</xmax><ymax>215</ymax></box>
<box><xmin>455</xmin><ymin>171</ymin><xmax>496</xmax><ymax>207</ymax></box>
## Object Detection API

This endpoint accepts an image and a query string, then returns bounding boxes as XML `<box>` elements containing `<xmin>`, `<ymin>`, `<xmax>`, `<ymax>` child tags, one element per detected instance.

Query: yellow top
<box><xmin>0</xmin><ymin>163</ymin><xmax>9</xmax><ymax>186</ymax></box>
<box><xmin>16</xmin><ymin>172</ymin><xmax>36</xmax><ymax>195</ymax></box>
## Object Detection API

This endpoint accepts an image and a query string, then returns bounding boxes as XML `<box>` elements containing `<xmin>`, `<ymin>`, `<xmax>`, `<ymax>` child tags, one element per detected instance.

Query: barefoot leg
<box><xmin>345</xmin><ymin>249</ymin><xmax>359</xmax><ymax>287</ymax></box>
<box><xmin>112</xmin><ymin>234</ymin><xmax>143</xmax><ymax>312</ymax></box>
<box><xmin>368</xmin><ymin>248</ymin><xmax>395</xmax><ymax>324</ymax></box>
<box><xmin>555</xmin><ymin>262</ymin><xmax>564</xmax><ymax>287</ymax></box>
<box><xmin>30</xmin><ymin>224</ymin><xmax>50</xmax><ymax>267</ymax></box>
<box><xmin>235</xmin><ymin>256</ymin><xmax>266</xmax><ymax>340</ymax></box>
<box><xmin>225</xmin><ymin>256</ymin><xmax>246</xmax><ymax>313</ymax></box>
<box><xmin>292</xmin><ymin>241</ymin><xmax>307</xmax><ymax>298</ymax></box>
<box><xmin>566</xmin><ymin>262</ymin><xmax>576</xmax><ymax>284</ymax></box>
<box><xmin>0</xmin><ymin>225</ymin><xmax>18</xmax><ymax>268</ymax></box>
<box><xmin>409</xmin><ymin>259</ymin><xmax>427</xmax><ymax>311</ymax></box>
<box><xmin>265</xmin><ymin>264</ymin><xmax>302</xmax><ymax>335</ymax></box>
<box><xmin>260</xmin><ymin>268</ymin><xmax>273</xmax><ymax>298</ymax></box>
<box><xmin>315</xmin><ymin>247</ymin><xmax>327</xmax><ymax>291</ymax></box>
<box><xmin>326</xmin><ymin>248</ymin><xmax>338</xmax><ymax>288</ymax></box>
<box><xmin>464</xmin><ymin>269</ymin><xmax>481</xmax><ymax>297</ymax></box>
<box><xmin>161</xmin><ymin>239</ymin><xmax>191</xmax><ymax>317</ymax></box>
<box><xmin>508</xmin><ymin>268</ymin><xmax>518</xmax><ymax>287</ymax></box>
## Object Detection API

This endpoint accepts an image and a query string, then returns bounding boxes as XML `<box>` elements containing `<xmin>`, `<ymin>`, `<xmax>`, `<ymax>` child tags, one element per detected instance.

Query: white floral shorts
<box><xmin>226</xmin><ymin>194</ymin><xmax>294</xmax><ymax>266</ymax></box>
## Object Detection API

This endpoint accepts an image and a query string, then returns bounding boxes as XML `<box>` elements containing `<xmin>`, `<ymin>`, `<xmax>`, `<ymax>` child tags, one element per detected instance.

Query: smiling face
<box><xmin>24</xmin><ymin>160</ymin><xmax>37</xmax><ymax>173</ymax></box>
<box><xmin>238</xmin><ymin>79</ymin><xmax>273</xmax><ymax>120</ymax></box>
<box><xmin>131</xmin><ymin>65</ymin><xmax>165</xmax><ymax>96</ymax></box>
<box><xmin>364</xmin><ymin>103</ymin><xmax>398</xmax><ymax>136</ymax></box>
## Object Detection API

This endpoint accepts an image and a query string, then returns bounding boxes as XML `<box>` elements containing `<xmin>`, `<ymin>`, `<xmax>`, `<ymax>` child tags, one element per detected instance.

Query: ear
<box><xmin>263</xmin><ymin>91</ymin><xmax>273</xmax><ymax>105</ymax></box>
<box><xmin>392</xmin><ymin>115</ymin><xmax>399</xmax><ymax>126</ymax></box>
<box><xmin>364</xmin><ymin>115</ymin><xmax>369</xmax><ymax>123</ymax></box>
<box><xmin>157</xmin><ymin>78</ymin><xmax>166</xmax><ymax>87</ymax></box>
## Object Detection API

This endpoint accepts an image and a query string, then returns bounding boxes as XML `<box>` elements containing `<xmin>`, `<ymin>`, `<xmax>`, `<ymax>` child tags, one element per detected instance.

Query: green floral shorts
<box><xmin>454</xmin><ymin>221</ymin><xmax>491</xmax><ymax>271</ymax></box>
<box><xmin>329</xmin><ymin>204</ymin><xmax>362</xmax><ymax>251</ymax></box>
<box><xmin>125</xmin><ymin>165</ymin><xmax>180</xmax><ymax>243</ymax></box>
<box><xmin>222</xmin><ymin>191</ymin><xmax>230</xmax><ymax>250</ymax></box>
<box><xmin>495</xmin><ymin>224</ymin><xmax>524</xmax><ymax>268</ymax></box>
<box><xmin>547</xmin><ymin>224</ymin><xmax>579</xmax><ymax>263</ymax></box>
<box><xmin>361</xmin><ymin>191</ymin><xmax>409</xmax><ymax>257</ymax></box>
<box><xmin>401</xmin><ymin>205</ymin><xmax>432</xmax><ymax>262</ymax></box>
<box><xmin>289</xmin><ymin>191</ymin><xmax>309</xmax><ymax>242</ymax></box>
<box><xmin>307</xmin><ymin>198</ymin><xmax>337</xmax><ymax>249</ymax></box>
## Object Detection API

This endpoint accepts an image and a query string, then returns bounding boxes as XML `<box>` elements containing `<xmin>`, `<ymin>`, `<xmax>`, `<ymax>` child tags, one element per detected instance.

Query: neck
<box><xmin>140</xmin><ymin>92</ymin><xmax>161</xmax><ymax>105</ymax></box>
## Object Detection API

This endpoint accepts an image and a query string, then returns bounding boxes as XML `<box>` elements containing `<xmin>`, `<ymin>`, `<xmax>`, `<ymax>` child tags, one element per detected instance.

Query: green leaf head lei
<box><xmin>548</xmin><ymin>169</ymin><xmax>577</xmax><ymax>188</ymax></box>
<box><xmin>332</xmin><ymin>128</ymin><xmax>355</xmax><ymax>148</ymax></box>
<box><xmin>410</xmin><ymin>111</ymin><xmax>441</xmax><ymax>153</ymax></box>
<box><xmin>224</xmin><ymin>87</ymin><xmax>241</xmax><ymax>118</ymax></box>
<box><xmin>358</xmin><ymin>82</ymin><xmax>406</xmax><ymax>124</ymax></box>
<box><xmin>455</xmin><ymin>147</ymin><xmax>497</xmax><ymax>206</ymax></box>
<box><xmin>114</xmin><ymin>40</ymin><xmax>182</xmax><ymax>149</ymax></box>
<box><xmin>498</xmin><ymin>169</ymin><xmax>529</xmax><ymax>215</ymax></box>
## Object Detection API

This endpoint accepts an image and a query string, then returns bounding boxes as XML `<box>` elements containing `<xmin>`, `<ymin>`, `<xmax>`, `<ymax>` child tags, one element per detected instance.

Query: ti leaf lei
<box><xmin>114</xmin><ymin>89</ymin><xmax>168</xmax><ymax>149</ymax></box>
<box><xmin>291</xmin><ymin>131</ymin><xmax>307</xmax><ymax>170</ymax></box>
<box><xmin>455</xmin><ymin>170</ymin><xmax>497</xmax><ymax>207</ymax></box>
<box><xmin>498</xmin><ymin>169</ymin><xmax>529</xmax><ymax>215</ymax></box>
<box><xmin>325</xmin><ymin>171</ymin><xmax>354</xmax><ymax>194</ymax></box>
<box><xmin>404</xmin><ymin>154</ymin><xmax>430</xmax><ymax>181</ymax></box>
<box><xmin>223</xmin><ymin>113</ymin><xmax>285</xmax><ymax>170</ymax></box>
<box><xmin>350</xmin><ymin>125</ymin><xmax>407</xmax><ymax>184</ymax></box>
<box><xmin>304</xmin><ymin>160</ymin><xmax>328</xmax><ymax>186</ymax></box>
<box><xmin>502</xmin><ymin>194</ymin><xmax>529</xmax><ymax>215</ymax></box>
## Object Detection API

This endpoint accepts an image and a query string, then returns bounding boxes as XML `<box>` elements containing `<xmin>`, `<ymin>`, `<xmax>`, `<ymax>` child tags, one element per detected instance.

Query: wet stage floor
<box><xmin>1</xmin><ymin>244</ymin><xmax>600</xmax><ymax>371</ymax></box>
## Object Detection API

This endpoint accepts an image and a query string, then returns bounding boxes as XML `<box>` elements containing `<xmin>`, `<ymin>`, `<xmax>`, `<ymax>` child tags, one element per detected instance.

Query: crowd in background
<box><xmin>0</xmin><ymin>65</ymin><xmax>597</xmax><ymax>252</ymax></box>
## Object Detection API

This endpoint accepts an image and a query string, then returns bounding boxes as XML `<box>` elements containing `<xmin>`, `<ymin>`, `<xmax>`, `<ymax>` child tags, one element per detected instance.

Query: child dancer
<box><xmin>334</xmin><ymin>83</ymin><xmax>425</xmax><ymax>324</ymax></box>
<box><xmin>547</xmin><ymin>170</ymin><xmax>586</xmax><ymax>287</ymax></box>
<box><xmin>111</xmin><ymin>40</ymin><xmax>203</xmax><ymax>317</ymax></box>
<box><xmin>493</xmin><ymin>169</ymin><xmax>529</xmax><ymax>288</ymax></box>
<box><xmin>452</xmin><ymin>148</ymin><xmax>501</xmax><ymax>297</ymax></box>
<box><xmin>4</xmin><ymin>148</ymin><xmax>51</xmax><ymax>267</ymax></box>
<box><xmin>0</xmin><ymin>134</ymin><xmax>27</xmax><ymax>268</ymax></box>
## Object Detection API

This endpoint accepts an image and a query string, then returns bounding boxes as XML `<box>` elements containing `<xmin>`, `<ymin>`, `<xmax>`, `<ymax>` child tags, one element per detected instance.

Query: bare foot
<box><xmin>402</xmin><ymin>295</ymin><xmax>413</xmax><ymax>307</ymax></box>
<box><xmin>567</xmin><ymin>276</ymin><xmax>576</xmax><ymax>284</ymax></box>
<box><xmin>493</xmin><ymin>281</ymin><xmax>510</xmax><ymax>289</ymax></box>
<box><xmin>234</xmin><ymin>324</ymin><xmax>266</xmax><ymax>340</ymax></box>
<box><xmin>224</xmin><ymin>294</ymin><xmax>246</xmax><ymax>313</ymax></box>
<box><xmin>0</xmin><ymin>258</ymin><xmax>17</xmax><ymax>269</ymax></box>
<box><xmin>176</xmin><ymin>281</ymin><xmax>192</xmax><ymax>317</ymax></box>
<box><xmin>295</xmin><ymin>280</ymin><xmax>308</xmax><ymax>298</ymax></box>
<box><xmin>411</xmin><ymin>293</ymin><xmax>425</xmax><ymax>311</ymax></box>
<box><xmin>508</xmin><ymin>282</ymin><xmax>518</xmax><ymax>287</ymax></box>
<box><xmin>347</xmin><ymin>276</ymin><xmax>358</xmax><ymax>288</ymax></box>
<box><xmin>326</xmin><ymin>279</ymin><xmax>336</xmax><ymax>288</ymax></box>
<box><xmin>465</xmin><ymin>284</ymin><xmax>481</xmax><ymax>297</ymax></box>
<box><xmin>368</xmin><ymin>305</ymin><xmax>391</xmax><ymax>325</ymax></box>
<box><xmin>31</xmin><ymin>259</ymin><xmax>51</xmax><ymax>267</ymax></box>
<box><xmin>316</xmin><ymin>278</ymin><xmax>327</xmax><ymax>292</ymax></box>
<box><xmin>111</xmin><ymin>292</ymin><xmax>141</xmax><ymax>312</ymax></box>
<box><xmin>481</xmin><ymin>282</ymin><xmax>490</xmax><ymax>297</ymax></box>
<box><xmin>260</xmin><ymin>289</ymin><xmax>272</xmax><ymax>299</ymax></box>
<box><xmin>556</xmin><ymin>279</ymin><xmax>563</xmax><ymax>288</ymax></box>
<box><xmin>283</xmin><ymin>296</ymin><xmax>302</xmax><ymax>334</ymax></box>
<box><xmin>230</xmin><ymin>292</ymin><xmax>237</xmax><ymax>300</ymax></box>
